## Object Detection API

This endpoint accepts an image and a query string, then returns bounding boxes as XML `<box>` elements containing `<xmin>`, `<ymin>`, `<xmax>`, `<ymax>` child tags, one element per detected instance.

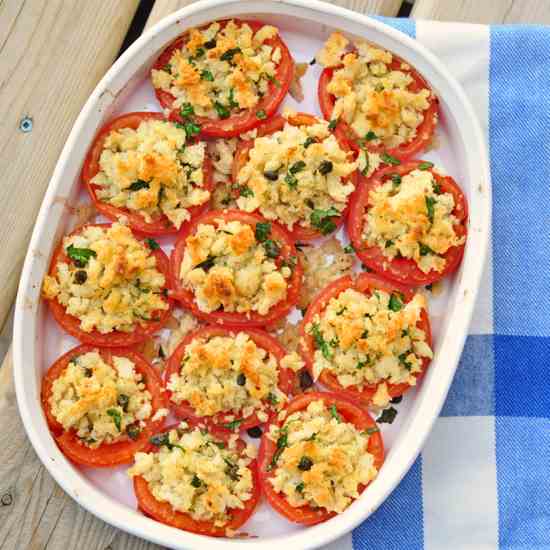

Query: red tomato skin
<box><xmin>169</xmin><ymin>209</ymin><xmax>303</xmax><ymax>328</ymax></box>
<box><xmin>257</xmin><ymin>391</ymin><xmax>384</xmax><ymax>525</ymax></box>
<box><xmin>164</xmin><ymin>325</ymin><xmax>294</xmax><ymax>431</ymax></box>
<box><xmin>232</xmin><ymin>113</ymin><xmax>358</xmax><ymax>241</ymax></box>
<box><xmin>41</xmin><ymin>344</ymin><xmax>167</xmax><ymax>467</ymax></box>
<box><xmin>347</xmin><ymin>161</ymin><xmax>468</xmax><ymax>286</ymax></box>
<box><xmin>81</xmin><ymin>112</ymin><xmax>214</xmax><ymax>237</ymax></box>
<box><xmin>318</xmin><ymin>57</ymin><xmax>438</xmax><ymax>161</ymax></box>
<box><xmin>133</xmin><ymin>424</ymin><xmax>260</xmax><ymax>536</ymax></box>
<box><xmin>153</xmin><ymin>19</ymin><xmax>294</xmax><ymax>138</ymax></box>
<box><xmin>45</xmin><ymin>223</ymin><xmax>173</xmax><ymax>347</ymax></box>
<box><xmin>300</xmin><ymin>273</ymin><xmax>433</xmax><ymax>404</ymax></box>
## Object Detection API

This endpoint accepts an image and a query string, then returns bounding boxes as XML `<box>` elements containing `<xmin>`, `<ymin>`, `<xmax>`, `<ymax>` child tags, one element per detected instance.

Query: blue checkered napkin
<box><xmin>340</xmin><ymin>19</ymin><xmax>550</xmax><ymax>550</ymax></box>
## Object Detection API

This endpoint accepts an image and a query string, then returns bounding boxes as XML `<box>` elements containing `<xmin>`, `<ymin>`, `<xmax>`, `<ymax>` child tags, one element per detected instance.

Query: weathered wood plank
<box><xmin>412</xmin><ymin>0</ymin><xmax>550</xmax><ymax>24</ymax></box>
<box><xmin>0</xmin><ymin>0</ymin><xmax>139</xmax><ymax>334</ymax></box>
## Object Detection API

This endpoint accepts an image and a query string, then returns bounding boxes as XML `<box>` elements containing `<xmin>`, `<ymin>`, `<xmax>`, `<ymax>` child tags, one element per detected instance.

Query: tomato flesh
<box><xmin>258</xmin><ymin>391</ymin><xmax>384</xmax><ymax>525</ymax></box>
<box><xmin>41</xmin><ymin>344</ymin><xmax>167</xmax><ymax>467</ymax></box>
<box><xmin>300</xmin><ymin>273</ymin><xmax>433</xmax><ymax>404</ymax></box>
<box><xmin>318</xmin><ymin>57</ymin><xmax>438</xmax><ymax>161</ymax></box>
<box><xmin>231</xmin><ymin>113</ymin><xmax>358</xmax><ymax>241</ymax></box>
<box><xmin>347</xmin><ymin>161</ymin><xmax>468</xmax><ymax>285</ymax></box>
<box><xmin>153</xmin><ymin>19</ymin><xmax>294</xmax><ymax>138</ymax></box>
<box><xmin>164</xmin><ymin>325</ymin><xmax>295</xmax><ymax>431</ymax></box>
<box><xmin>169</xmin><ymin>210</ymin><xmax>303</xmax><ymax>328</ymax></box>
<box><xmin>45</xmin><ymin>223</ymin><xmax>173</xmax><ymax>347</ymax></box>
<box><xmin>133</xmin><ymin>424</ymin><xmax>260</xmax><ymax>536</ymax></box>
<box><xmin>82</xmin><ymin>112</ymin><xmax>214</xmax><ymax>236</ymax></box>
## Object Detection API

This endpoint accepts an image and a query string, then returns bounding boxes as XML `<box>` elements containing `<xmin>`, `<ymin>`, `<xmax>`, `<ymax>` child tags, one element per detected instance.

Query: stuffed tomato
<box><xmin>41</xmin><ymin>344</ymin><xmax>167</xmax><ymax>467</ymax></box>
<box><xmin>232</xmin><ymin>112</ymin><xmax>358</xmax><ymax>241</ymax></box>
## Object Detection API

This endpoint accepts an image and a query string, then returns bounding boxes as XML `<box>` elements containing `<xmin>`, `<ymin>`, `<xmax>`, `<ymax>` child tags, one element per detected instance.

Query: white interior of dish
<box><xmin>14</xmin><ymin>1</ymin><xmax>490</xmax><ymax>549</ymax></box>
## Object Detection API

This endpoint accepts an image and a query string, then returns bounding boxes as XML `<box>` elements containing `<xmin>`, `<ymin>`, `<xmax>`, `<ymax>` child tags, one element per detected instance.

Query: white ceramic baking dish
<box><xmin>13</xmin><ymin>0</ymin><xmax>491</xmax><ymax>548</ymax></box>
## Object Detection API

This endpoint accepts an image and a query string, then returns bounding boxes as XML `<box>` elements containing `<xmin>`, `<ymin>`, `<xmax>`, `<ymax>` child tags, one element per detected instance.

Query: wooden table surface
<box><xmin>1</xmin><ymin>1</ymin><xmax>549</xmax><ymax>548</ymax></box>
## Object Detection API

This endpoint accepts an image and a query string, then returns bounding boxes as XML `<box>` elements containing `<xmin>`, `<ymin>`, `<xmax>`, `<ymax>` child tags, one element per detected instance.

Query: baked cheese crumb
<box><xmin>42</xmin><ymin>223</ymin><xmax>168</xmax><ymax>333</ymax></box>
<box><xmin>364</xmin><ymin>169</ymin><xmax>465</xmax><ymax>273</ymax></box>
<box><xmin>168</xmin><ymin>331</ymin><xmax>286</xmax><ymax>417</ymax></box>
<box><xmin>179</xmin><ymin>218</ymin><xmax>292</xmax><ymax>314</ymax></box>
<box><xmin>128</xmin><ymin>424</ymin><xmax>254</xmax><ymax>526</ymax></box>
<box><xmin>268</xmin><ymin>399</ymin><xmax>377</xmax><ymax>513</ymax></box>
<box><xmin>306</xmin><ymin>288</ymin><xmax>432</xmax><ymax>389</ymax></box>
<box><xmin>235</xmin><ymin>116</ymin><xmax>357</xmax><ymax>231</ymax></box>
<box><xmin>50</xmin><ymin>351</ymin><xmax>152</xmax><ymax>447</ymax></box>
<box><xmin>318</xmin><ymin>33</ymin><xmax>433</xmax><ymax>149</ymax></box>
<box><xmin>92</xmin><ymin>119</ymin><xmax>209</xmax><ymax>229</ymax></box>
<box><xmin>151</xmin><ymin>20</ymin><xmax>281</xmax><ymax>118</ymax></box>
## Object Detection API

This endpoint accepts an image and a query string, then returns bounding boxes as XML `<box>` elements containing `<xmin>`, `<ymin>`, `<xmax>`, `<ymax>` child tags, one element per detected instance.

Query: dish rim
<box><xmin>13</xmin><ymin>1</ymin><xmax>491</xmax><ymax>548</ymax></box>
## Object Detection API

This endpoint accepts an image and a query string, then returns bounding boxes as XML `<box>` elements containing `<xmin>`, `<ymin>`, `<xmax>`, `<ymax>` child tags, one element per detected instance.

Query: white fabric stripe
<box><xmin>321</xmin><ymin>531</ymin><xmax>353</xmax><ymax>550</ymax></box>
<box><xmin>421</xmin><ymin>416</ymin><xmax>498</xmax><ymax>550</ymax></box>
<box><xmin>416</xmin><ymin>21</ymin><xmax>493</xmax><ymax>336</ymax></box>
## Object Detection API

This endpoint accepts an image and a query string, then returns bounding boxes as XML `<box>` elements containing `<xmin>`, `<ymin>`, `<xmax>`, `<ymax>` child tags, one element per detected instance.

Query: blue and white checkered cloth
<box><xmin>323</xmin><ymin>18</ymin><xmax>550</xmax><ymax>550</ymax></box>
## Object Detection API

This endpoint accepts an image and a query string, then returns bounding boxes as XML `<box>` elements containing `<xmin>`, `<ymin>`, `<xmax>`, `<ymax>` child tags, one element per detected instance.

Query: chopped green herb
<box><xmin>433</xmin><ymin>183</ymin><xmax>442</xmax><ymax>194</ymax></box>
<box><xmin>365</xmin><ymin>130</ymin><xmax>378</xmax><ymax>141</ymax></box>
<box><xmin>184</xmin><ymin>121</ymin><xmax>201</xmax><ymax>139</ymax></box>
<box><xmin>224</xmin><ymin>457</ymin><xmax>241</xmax><ymax>480</ymax></box>
<box><xmin>220</xmin><ymin>47</ymin><xmax>242</xmax><ymax>61</ymax></box>
<box><xmin>256</xmin><ymin>109</ymin><xmax>267</xmax><ymax>119</ymax></box>
<box><xmin>303</xmin><ymin>137</ymin><xmax>316</xmax><ymax>148</ymax></box>
<box><xmin>328</xmin><ymin>119</ymin><xmax>337</xmax><ymax>130</ymax></box>
<box><xmin>362</xmin><ymin>426</ymin><xmax>380</xmax><ymax>435</ymax></box>
<box><xmin>361</xmin><ymin>152</ymin><xmax>370</xmax><ymax>176</ymax></box>
<box><xmin>377</xmin><ymin>406</ymin><xmax>398</xmax><ymax>424</ymax></box>
<box><xmin>285</xmin><ymin>173</ymin><xmax>298</xmax><ymax>188</ymax></box>
<box><xmin>200</xmin><ymin>69</ymin><xmax>214</xmax><ymax>81</ymax></box>
<box><xmin>266</xmin><ymin>74</ymin><xmax>281</xmax><ymax>87</ymax></box>
<box><xmin>391</xmin><ymin>174</ymin><xmax>402</xmax><ymax>188</ymax></box>
<box><xmin>398</xmin><ymin>352</ymin><xmax>413</xmax><ymax>371</ymax></box>
<box><xmin>106</xmin><ymin>408</ymin><xmax>122</xmax><ymax>432</ymax></box>
<box><xmin>289</xmin><ymin>161</ymin><xmax>306</xmax><ymax>174</ymax></box>
<box><xmin>356</xmin><ymin>360</ymin><xmax>368</xmax><ymax>369</ymax></box>
<box><xmin>381</xmin><ymin>152</ymin><xmax>401</xmax><ymax>166</ymax></box>
<box><xmin>66</xmin><ymin>244</ymin><xmax>96</xmax><ymax>267</ymax></box>
<box><xmin>223</xmin><ymin>418</ymin><xmax>244</xmax><ymax>431</ymax></box>
<box><xmin>268</xmin><ymin>429</ymin><xmax>289</xmax><ymax>470</ymax></box>
<box><xmin>255</xmin><ymin>222</ymin><xmax>271</xmax><ymax>242</ymax></box>
<box><xmin>214</xmin><ymin>101</ymin><xmax>230</xmax><ymax>119</ymax></box>
<box><xmin>145</xmin><ymin>238</ymin><xmax>160</xmax><ymax>250</ymax></box>
<box><xmin>180</xmin><ymin>103</ymin><xmax>195</xmax><ymax>118</ymax></box>
<box><xmin>375</xmin><ymin>83</ymin><xmax>385</xmax><ymax>92</ymax></box>
<box><xmin>425</xmin><ymin>196</ymin><xmax>436</xmax><ymax>224</ymax></box>
<box><xmin>419</xmin><ymin>243</ymin><xmax>435</xmax><ymax>256</ymax></box>
<box><xmin>192</xmin><ymin>47</ymin><xmax>205</xmax><ymax>59</ymax></box>
<box><xmin>318</xmin><ymin>160</ymin><xmax>333</xmax><ymax>175</ymax></box>
<box><xmin>228</xmin><ymin>88</ymin><xmax>239</xmax><ymax>109</ymax></box>
<box><xmin>195</xmin><ymin>255</ymin><xmax>216</xmax><ymax>272</ymax></box>
<box><xmin>128</xmin><ymin>179</ymin><xmax>150</xmax><ymax>191</ymax></box>
<box><xmin>127</xmin><ymin>425</ymin><xmax>141</xmax><ymax>440</ymax></box>
<box><xmin>238</xmin><ymin>185</ymin><xmax>254</xmax><ymax>197</ymax></box>
<box><xmin>385</xmin><ymin>240</ymin><xmax>394</xmax><ymax>249</ymax></box>
<box><xmin>267</xmin><ymin>392</ymin><xmax>278</xmax><ymax>405</ymax></box>
<box><xmin>388</xmin><ymin>292</ymin><xmax>404</xmax><ymax>312</ymax></box>
<box><xmin>263</xmin><ymin>239</ymin><xmax>280</xmax><ymax>259</ymax></box>
<box><xmin>162</xmin><ymin>63</ymin><xmax>171</xmax><ymax>73</ymax></box>
<box><xmin>310</xmin><ymin>207</ymin><xmax>340</xmax><ymax>235</ymax></box>
<box><xmin>298</xmin><ymin>456</ymin><xmax>313</xmax><ymax>471</ymax></box>
<box><xmin>343</xmin><ymin>244</ymin><xmax>354</xmax><ymax>254</ymax></box>
<box><xmin>311</xmin><ymin>323</ymin><xmax>332</xmax><ymax>360</ymax></box>
<box><xmin>296</xmin><ymin>482</ymin><xmax>305</xmax><ymax>493</ymax></box>
<box><xmin>330</xmin><ymin>404</ymin><xmax>342</xmax><ymax>423</ymax></box>
<box><xmin>419</xmin><ymin>161</ymin><xmax>434</xmax><ymax>170</ymax></box>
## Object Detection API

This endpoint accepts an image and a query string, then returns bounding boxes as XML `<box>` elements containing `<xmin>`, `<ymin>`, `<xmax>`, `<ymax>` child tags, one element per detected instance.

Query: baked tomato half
<box><xmin>41</xmin><ymin>344</ymin><xmax>166</xmax><ymax>467</ymax></box>
<box><xmin>82</xmin><ymin>112</ymin><xmax>214</xmax><ymax>236</ymax></box>
<box><xmin>232</xmin><ymin>112</ymin><xmax>358</xmax><ymax>241</ymax></box>
<box><xmin>300</xmin><ymin>273</ymin><xmax>433</xmax><ymax>404</ymax></box>
<box><xmin>318</xmin><ymin>54</ymin><xmax>438</xmax><ymax>162</ymax></box>
<box><xmin>152</xmin><ymin>19</ymin><xmax>294</xmax><ymax>138</ymax></box>
<box><xmin>164</xmin><ymin>325</ymin><xmax>294</xmax><ymax>431</ymax></box>
<box><xmin>44</xmin><ymin>223</ymin><xmax>173</xmax><ymax>347</ymax></box>
<box><xmin>132</xmin><ymin>422</ymin><xmax>260</xmax><ymax>536</ymax></box>
<box><xmin>258</xmin><ymin>391</ymin><xmax>384</xmax><ymax>525</ymax></box>
<box><xmin>169</xmin><ymin>209</ymin><xmax>303</xmax><ymax>328</ymax></box>
<box><xmin>347</xmin><ymin>161</ymin><xmax>468</xmax><ymax>286</ymax></box>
